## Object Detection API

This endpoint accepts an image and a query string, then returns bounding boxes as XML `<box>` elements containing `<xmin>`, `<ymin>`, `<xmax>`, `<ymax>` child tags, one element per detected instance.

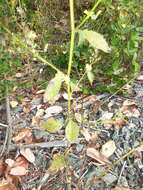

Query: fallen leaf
<box><xmin>14</xmin><ymin>156</ymin><xmax>29</xmax><ymax>169</ymax></box>
<box><xmin>81</xmin><ymin>128</ymin><xmax>91</xmax><ymax>141</ymax></box>
<box><xmin>42</xmin><ymin>117</ymin><xmax>62</xmax><ymax>133</ymax></box>
<box><xmin>86</xmin><ymin>147</ymin><xmax>110</xmax><ymax>165</ymax></box>
<box><xmin>123</xmin><ymin>100</ymin><xmax>136</xmax><ymax>106</ymax></box>
<box><xmin>48</xmin><ymin>154</ymin><xmax>67</xmax><ymax>174</ymax></box>
<box><xmin>9</xmin><ymin>166</ymin><xmax>27</xmax><ymax>176</ymax></box>
<box><xmin>62</xmin><ymin>92</ymin><xmax>73</xmax><ymax>100</ymax></box>
<box><xmin>0</xmin><ymin>159</ymin><xmax>6</xmax><ymax>175</ymax></box>
<box><xmin>83</xmin><ymin>95</ymin><xmax>97</xmax><ymax>103</ymax></box>
<box><xmin>23</xmin><ymin>104</ymin><xmax>31</xmax><ymax>113</ymax></box>
<box><xmin>12</xmin><ymin>127</ymin><xmax>32</xmax><ymax>143</ymax></box>
<box><xmin>45</xmin><ymin>106</ymin><xmax>63</xmax><ymax>115</ymax></box>
<box><xmin>93</xmin><ymin>100</ymin><xmax>101</xmax><ymax>114</ymax></box>
<box><xmin>32</xmin><ymin>116</ymin><xmax>40</xmax><ymax>127</ymax></box>
<box><xmin>0</xmin><ymin>179</ymin><xmax>17</xmax><ymax>190</ymax></box>
<box><xmin>101</xmin><ymin>140</ymin><xmax>116</xmax><ymax>158</ymax></box>
<box><xmin>5</xmin><ymin>159</ymin><xmax>15</xmax><ymax>167</ymax></box>
<box><xmin>20</xmin><ymin>148</ymin><xmax>35</xmax><ymax>163</ymax></box>
<box><xmin>10</xmin><ymin>101</ymin><xmax>18</xmax><ymax>108</ymax></box>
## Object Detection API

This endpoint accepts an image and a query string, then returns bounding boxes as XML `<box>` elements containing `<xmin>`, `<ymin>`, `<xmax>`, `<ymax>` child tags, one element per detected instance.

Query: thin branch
<box><xmin>0</xmin><ymin>138</ymin><xmax>84</xmax><ymax>152</ymax></box>
<box><xmin>76</xmin><ymin>0</ymin><xmax>105</xmax><ymax>29</ymax></box>
<box><xmin>67</xmin><ymin>0</ymin><xmax>75</xmax><ymax>116</ymax></box>
<box><xmin>0</xmin><ymin>88</ymin><xmax>12</xmax><ymax>156</ymax></box>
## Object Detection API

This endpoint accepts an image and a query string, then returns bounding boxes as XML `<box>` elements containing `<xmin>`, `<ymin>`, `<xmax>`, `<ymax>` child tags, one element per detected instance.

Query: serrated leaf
<box><xmin>44</xmin><ymin>72</ymin><xmax>64</xmax><ymax>103</ymax></box>
<box><xmin>42</xmin><ymin>117</ymin><xmax>62</xmax><ymax>133</ymax></box>
<box><xmin>65</xmin><ymin>120</ymin><xmax>79</xmax><ymax>143</ymax></box>
<box><xmin>48</xmin><ymin>154</ymin><xmax>67</xmax><ymax>174</ymax></box>
<box><xmin>78</xmin><ymin>29</ymin><xmax>111</xmax><ymax>53</ymax></box>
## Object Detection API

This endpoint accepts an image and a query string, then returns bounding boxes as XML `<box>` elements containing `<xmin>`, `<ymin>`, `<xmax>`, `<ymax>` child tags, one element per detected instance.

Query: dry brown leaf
<box><xmin>92</xmin><ymin>100</ymin><xmax>101</xmax><ymax>114</ymax></box>
<box><xmin>101</xmin><ymin>140</ymin><xmax>116</xmax><ymax>158</ymax></box>
<box><xmin>9</xmin><ymin>166</ymin><xmax>27</xmax><ymax>176</ymax></box>
<box><xmin>14</xmin><ymin>156</ymin><xmax>29</xmax><ymax>169</ymax></box>
<box><xmin>12</xmin><ymin>127</ymin><xmax>32</xmax><ymax>143</ymax></box>
<box><xmin>0</xmin><ymin>179</ymin><xmax>17</xmax><ymax>190</ymax></box>
<box><xmin>23</xmin><ymin>105</ymin><xmax>31</xmax><ymax>113</ymax></box>
<box><xmin>20</xmin><ymin>148</ymin><xmax>35</xmax><ymax>163</ymax></box>
<box><xmin>32</xmin><ymin>116</ymin><xmax>40</xmax><ymax>127</ymax></box>
<box><xmin>86</xmin><ymin>147</ymin><xmax>110</xmax><ymax>165</ymax></box>
<box><xmin>0</xmin><ymin>159</ymin><xmax>6</xmax><ymax>175</ymax></box>
<box><xmin>123</xmin><ymin>100</ymin><xmax>136</xmax><ymax>106</ymax></box>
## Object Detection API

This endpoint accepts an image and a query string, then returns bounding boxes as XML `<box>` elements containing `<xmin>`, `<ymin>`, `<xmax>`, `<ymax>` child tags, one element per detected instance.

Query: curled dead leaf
<box><xmin>20</xmin><ymin>148</ymin><xmax>35</xmax><ymax>163</ymax></box>
<box><xmin>12</xmin><ymin>127</ymin><xmax>32</xmax><ymax>143</ymax></box>
<box><xmin>86</xmin><ymin>147</ymin><xmax>110</xmax><ymax>165</ymax></box>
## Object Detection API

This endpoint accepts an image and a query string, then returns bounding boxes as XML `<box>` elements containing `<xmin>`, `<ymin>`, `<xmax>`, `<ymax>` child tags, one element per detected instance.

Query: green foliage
<box><xmin>78</xmin><ymin>29</ymin><xmax>111</xmax><ymax>53</ymax></box>
<box><xmin>44</xmin><ymin>72</ymin><xmax>65</xmax><ymax>103</ymax></box>
<box><xmin>65</xmin><ymin>120</ymin><xmax>79</xmax><ymax>143</ymax></box>
<box><xmin>42</xmin><ymin>118</ymin><xmax>62</xmax><ymax>133</ymax></box>
<box><xmin>48</xmin><ymin>154</ymin><xmax>67</xmax><ymax>174</ymax></box>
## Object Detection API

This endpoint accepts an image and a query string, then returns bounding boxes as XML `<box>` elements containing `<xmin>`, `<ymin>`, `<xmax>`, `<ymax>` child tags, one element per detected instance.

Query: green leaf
<box><xmin>48</xmin><ymin>154</ymin><xmax>67</xmax><ymax>174</ymax></box>
<box><xmin>44</xmin><ymin>72</ymin><xmax>64</xmax><ymax>103</ymax></box>
<box><xmin>78</xmin><ymin>29</ymin><xmax>111</xmax><ymax>53</ymax></box>
<box><xmin>42</xmin><ymin>117</ymin><xmax>62</xmax><ymax>133</ymax></box>
<box><xmin>65</xmin><ymin>120</ymin><xmax>79</xmax><ymax>143</ymax></box>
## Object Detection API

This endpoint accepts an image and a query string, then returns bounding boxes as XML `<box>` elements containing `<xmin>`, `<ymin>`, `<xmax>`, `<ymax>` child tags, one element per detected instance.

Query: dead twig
<box><xmin>0</xmin><ymin>88</ymin><xmax>13</xmax><ymax>157</ymax></box>
<box><xmin>0</xmin><ymin>138</ymin><xmax>84</xmax><ymax>152</ymax></box>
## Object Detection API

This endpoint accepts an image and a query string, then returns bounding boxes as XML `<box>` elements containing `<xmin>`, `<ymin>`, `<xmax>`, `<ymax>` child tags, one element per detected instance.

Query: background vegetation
<box><xmin>0</xmin><ymin>0</ymin><xmax>143</xmax><ymax>100</ymax></box>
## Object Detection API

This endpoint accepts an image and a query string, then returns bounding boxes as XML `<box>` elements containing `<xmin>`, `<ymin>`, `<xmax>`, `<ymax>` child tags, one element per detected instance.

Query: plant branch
<box><xmin>76</xmin><ymin>0</ymin><xmax>105</xmax><ymax>29</ymax></box>
<box><xmin>67</xmin><ymin>0</ymin><xmax>75</xmax><ymax>115</ymax></box>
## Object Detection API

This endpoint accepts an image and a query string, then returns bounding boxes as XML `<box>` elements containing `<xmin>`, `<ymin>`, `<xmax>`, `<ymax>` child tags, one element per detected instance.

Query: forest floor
<box><xmin>0</xmin><ymin>67</ymin><xmax>143</xmax><ymax>190</ymax></box>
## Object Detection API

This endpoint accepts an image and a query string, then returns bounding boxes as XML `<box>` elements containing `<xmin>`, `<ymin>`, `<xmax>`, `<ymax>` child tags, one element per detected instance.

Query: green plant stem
<box><xmin>0</xmin><ymin>23</ymin><xmax>61</xmax><ymax>73</ymax></box>
<box><xmin>67</xmin><ymin>0</ymin><xmax>75</xmax><ymax>116</ymax></box>
<box><xmin>76</xmin><ymin>0</ymin><xmax>105</xmax><ymax>29</ymax></box>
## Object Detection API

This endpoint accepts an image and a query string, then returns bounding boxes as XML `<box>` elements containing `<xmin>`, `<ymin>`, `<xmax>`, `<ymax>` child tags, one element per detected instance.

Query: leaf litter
<box><xmin>1</xmin><ymin>75</ymin><xmax>143</xmax><ymax>190</ymax></box>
